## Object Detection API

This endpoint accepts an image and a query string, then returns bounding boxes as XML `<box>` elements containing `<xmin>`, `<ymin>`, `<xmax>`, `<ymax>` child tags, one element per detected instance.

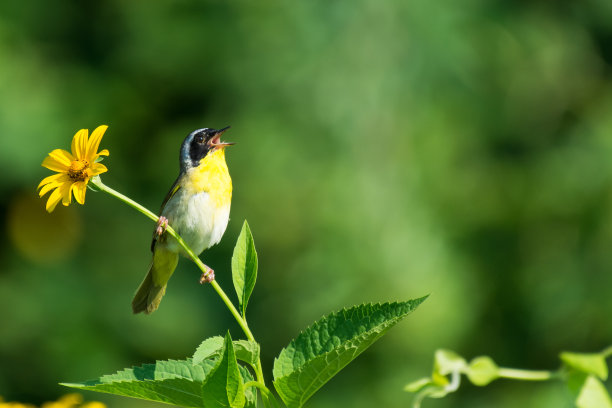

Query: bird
<box><xmin>132</xmin><ymin>126</ymin><xmax>234</xmax><ymax>314</ymax></box>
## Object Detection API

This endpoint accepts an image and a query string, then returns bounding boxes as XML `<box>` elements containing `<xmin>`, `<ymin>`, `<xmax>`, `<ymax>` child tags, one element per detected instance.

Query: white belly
<box><xmin>162</xmin><ymin>190</ymin><xmax>230</xmax><ymax>255</ymax></box>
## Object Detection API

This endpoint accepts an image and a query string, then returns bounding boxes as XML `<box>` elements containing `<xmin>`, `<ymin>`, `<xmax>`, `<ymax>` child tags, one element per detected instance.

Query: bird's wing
<box><xmin>151</xmin><ymin>176</ymin><xmax>182</xmax><ymax>252</ymax></box>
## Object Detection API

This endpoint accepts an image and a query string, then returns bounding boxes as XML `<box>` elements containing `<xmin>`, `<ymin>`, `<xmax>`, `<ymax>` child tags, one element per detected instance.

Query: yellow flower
<box><xmin>0</xmin><ymin>394</ymin><xmax>105</xmax><ymax>408</ymax></box>
<box><xmin>80</xmin><ymin>403</ymin><xmax>106</xmax><ymax>408</ymax></box>
<box><xmin>41</xmin><ymin>394</ymin><xmax>82</xmax><ymax>408</ymax></box>
<box><xmin>38</xmin><ymin>125</ymin><xmax>109</xmax><ymax>212</ymax></box>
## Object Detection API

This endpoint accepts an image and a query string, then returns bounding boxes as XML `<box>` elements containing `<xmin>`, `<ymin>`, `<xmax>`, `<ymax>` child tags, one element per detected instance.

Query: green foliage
<box><xmin>561</xmin><ymin>352</ymin><xmax>608</xmax><ymax>381</ymax></box>
<box><xmin>404</xmin><ymin>378</ymin><xmax>434</xmax><ymax>393</ymax></box>
<box><xmin>273</xmin><ymin>298</ymin><xmax>427</xmax><ymax>407</ymax></box>
<box><xmin>231</xmin><ymin>221</ymin><xmax>258</xmax><ymax>317</ymax></box>
<box><xmin>63</xmin><ymin>335</ymin><xmax>256</xmax><ymax>408</ymax></box>
<box><xmin>561</xmin><ymin>350</ymin><xmax>612</xmax><ymax>408</ymax></box>
<box><xmin>6</xmin><ymin>1</ymin><xmax>612</xmax><ymax>406</ymax></box>
<box><xmin>193</xmin><ymin>336</ymin><xmax>260</xmax><ymax>369</ymax></box>
<box><xmin>201</xmin><ymin>333</ymin><xmax>246</xmax><ymax>408</ymax></box>
<box><xmin>404</xmin><ymin>349</ymin><xmax>471</xmax><ymax>404</ymax></box>
<box><xmin>406</xmin><ymin>346</ymin><xmax>612</xmax><ymax>408</ymax></box>
<box><xmin>193</xmin><ymin>336</ymin><xmax>226</xmax><ymax>364</ymax></box>
<box><xmin>433</xmin><ymin>349</ymin><xmax>467</xmax><ymax>380</ymax></box>
<box><xmin>576</xmin><ymin>376</ymin><xmax>612</xmax><ymax>408</ymax></box>
<box><xmin>466</xmin><ymin>356</ymin><xmax>499</xmax><ymax>386</ymax></box>
<box><xmin>62</xmin><ymin>221</ymin><xmax>426</xmax><ymax>408</ymax></box>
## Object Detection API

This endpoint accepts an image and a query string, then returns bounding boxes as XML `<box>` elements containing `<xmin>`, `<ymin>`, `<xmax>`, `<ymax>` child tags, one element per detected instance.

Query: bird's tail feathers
<box><xmin>132</xmin><ymin>250</ymin><xmax>179</xmax><ymax>314</ymax></box>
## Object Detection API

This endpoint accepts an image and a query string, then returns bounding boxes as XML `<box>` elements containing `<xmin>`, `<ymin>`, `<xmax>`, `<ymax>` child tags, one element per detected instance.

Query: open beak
<box><xmin>210</xmin><ymin>126</ymin><xmax>234</xmax><ymax>148</ymax></box>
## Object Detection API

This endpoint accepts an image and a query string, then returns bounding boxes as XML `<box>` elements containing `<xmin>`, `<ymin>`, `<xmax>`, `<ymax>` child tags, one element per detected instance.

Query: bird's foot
<box><xmin>199</xmin><ymin>266</ymin><xmax>215</xmax><ymax>284</ymax></box>
<box><xmin>155</xmin><ymin>216</ymin><xmax>169</xmax><ymax>237</ymax></box>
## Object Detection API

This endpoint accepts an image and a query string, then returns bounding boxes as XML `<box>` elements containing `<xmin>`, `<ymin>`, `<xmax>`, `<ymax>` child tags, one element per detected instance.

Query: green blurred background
<box><xmin>1</xmin><ymin>0</ymin><xmax>612</xmax><ymax>407</ymax></box>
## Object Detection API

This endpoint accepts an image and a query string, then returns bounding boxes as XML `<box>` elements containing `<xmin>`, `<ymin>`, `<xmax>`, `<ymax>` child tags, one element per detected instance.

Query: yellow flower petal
<box><xmin>86</xmin><ymin>125</ymin><xmax>108</xmax><ymax>160</ymax></box>
<box><xmin>82</xmin><ymin>402</ymin><xmax>107</xmax><ymax>408</ymax></box>
<box><xmin>41</xmin><ymin>149</ymin><xmax>72</xmax><ymax>172</ymax></box>
<box><xmin>45</xmin><ymin>186</ymin><xmax>64</xmax><ymax>212</ymax></box>
<box><xmin>37</xmin><ymin>172</ymin><xmax>65</xmax><ymax>189</ymax></box>
<box><xmin>57</xmin><ymin>394</ymin><xmax>83</xmax><ymax>406</ymax></box>
<box><xmin>39</xmin><ymin>174</ymin><xmax>71</xmax><ymax>198</ymax></box>
<box><xmin>61</xmin><ymin>182</ymin><xmax>73</xmax><ymax>206</ymax></box>
<box><xmin>90</xmin><ymin>162</ymin><xmax>108</xmax><ymax>176</ymax></box>
<box><xmin>49</xmin><ymin>148</ymin><xmax>74</xmax><ymax>165</ymax></box>
<box><xmin>42</xmin><ymin>157</ymin><xmax>66</xmax><ymax>173</ymax></box>
<box><xmin>39</xmin><ymin>182</ymin><xmax>58</xmax><ymax>198</ymax></box>
<box><xmin>72</xmin><ymin>181</ymin><xmax>87</xmax><ymax>204</ymax></box>
<box><xmin>71</xmin><ymin>129</ymin><xmax>88</xmax><ymax>159</ymax></box>
<box><xmin>39</xmin><ymin>126</ymin><xmax>111</xmax><ymax>211</ymax></box>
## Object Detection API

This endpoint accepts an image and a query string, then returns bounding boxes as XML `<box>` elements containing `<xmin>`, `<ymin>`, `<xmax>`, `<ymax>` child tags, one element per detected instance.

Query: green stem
<box><xmin>497</xmin><ymin>367</ymin><xmax>555</xmax><ymax>381</ymax></box>
<box><xmin>92</xmin><ymin>178</ymin><xmax>159</xmax><ymax>222</ymax></box>
<box><xmin>92</xmin><ymin>178</ymin><xmax>268</xmax><ymax>387</ymax></box>
<box><xmin>244</xmin><ymin>382</ymin><xmax>278</xmax><ymax>408</ymax></box>
<box><xmin>602</xmin><ymin>345</ymin><xmax>612</xmax><ymax>358</ymax></box>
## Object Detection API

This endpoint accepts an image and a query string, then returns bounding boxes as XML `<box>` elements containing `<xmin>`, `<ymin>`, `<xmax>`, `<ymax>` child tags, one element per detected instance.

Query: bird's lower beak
<box><xmin>210</xmin><ymin>126</ymin><xmax>234</xmax><ymax>147</ymax></box>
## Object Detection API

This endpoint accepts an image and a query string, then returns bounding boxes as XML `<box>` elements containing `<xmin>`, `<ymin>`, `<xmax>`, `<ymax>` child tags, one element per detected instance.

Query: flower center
<box><xmin>68</xmin><ymin>159</ymin><xmax>90</xmax><ymax>181</ymax></box>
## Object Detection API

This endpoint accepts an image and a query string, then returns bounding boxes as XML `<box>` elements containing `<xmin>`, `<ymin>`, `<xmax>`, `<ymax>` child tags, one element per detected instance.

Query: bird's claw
<box><xmin>155</xmin><ymin>216</ymin><xmax>169</xmax><ymax>237</ymax></box>
<box><xmin>199</xmin><ymin>266</ymin><xmax>215</xmax><ymax>284</ymax></box>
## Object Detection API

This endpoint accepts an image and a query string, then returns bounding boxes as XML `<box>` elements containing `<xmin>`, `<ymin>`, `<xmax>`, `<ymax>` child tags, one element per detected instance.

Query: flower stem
<box><xmin>92</xmin><ymin>178</ymin><xmax>158</xmax><ymax>222</ymax></box>
<box><xmin>497</xmin><ymin>368</ymin><xmax>555</xmax><ymax>381</ymax></box>
<box><xmin>91</xmin><ymin>178</ymin><xmax>268</xmax><ymax>388</ymax></box>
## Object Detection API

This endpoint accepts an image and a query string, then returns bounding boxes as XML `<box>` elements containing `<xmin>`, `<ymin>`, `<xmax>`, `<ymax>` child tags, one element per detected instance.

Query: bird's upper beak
<box><xmin>209</xmin><ymin>126</ymin><xmax>234</xmax><ymax>148</ymax></box>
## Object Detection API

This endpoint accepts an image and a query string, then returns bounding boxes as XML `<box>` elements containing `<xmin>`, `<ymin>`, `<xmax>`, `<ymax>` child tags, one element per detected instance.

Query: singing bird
<box><xmin>132</xmin><ymin>127</ymin><xmax>233</xmax><ymax>314</ymax></box>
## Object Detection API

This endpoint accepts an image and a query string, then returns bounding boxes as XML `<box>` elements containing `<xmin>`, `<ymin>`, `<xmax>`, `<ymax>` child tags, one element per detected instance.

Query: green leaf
<box><xmin>194</xmin><ymin>337</ymin><xmax>225</xmax><ymax>364</ymax></box>
<box><xmin>466</xmin><ymin>356</ymin><xmax>499</xmax><ymax>386</ymax></box>
<box><xmin>238</xmin><ymin>365</ymin><xmax>257</xmax><ymax>408</ymax></box>
<box><xmin>62</xmin><ymin>359</ymin><xmax>215</xmax><ymax>407</ymax></box>
<box><xmin>202</xmin><ymin>332</ymin><xmax>246</xmax><ymax>408</ymax></box>
<box><xmin>232</xmin><ymin>340</ymin><xmax>260</xmax><ymax>369</ymax></box>
<box><xmin>561</xmin><ymin>352</ymin><xmax>608</xmax><ymax>380</ymax></box>
<box><xmin>566</xmin><ymin>370</ymin><xmax>590</xmax><ymax>395</ymax></box>
<box><xmin>576</xmin><ymin>375</ymin><xmax>612</xmax><ymax>408</ymax></box>
<box><xmin>404</xmin><ymin>377</ymin><xmax>434</xmax><ymax>393</ymax></box>
<box><xmin>273</xmin><ymin>297</ymin><xmax>427</xmax><ymax>408</ymax></box>
<box><xmin>194</xmin><ymin>336</ymin><xmax>261</xmax><ymax>368</ymax></box>
<box><xmin>63</xmin><ymin>353</ymin><xmax>255</xmax><ymax>407</ymax></box>
<box><xmin>433</xmin><ymin>349</ymin><xmax>467</xmax><ymax>383</ymax></box>
<box><xmin>232</xmin><ymin>221</ymin><xmax>258</xmax><ymax>317</ymax></box>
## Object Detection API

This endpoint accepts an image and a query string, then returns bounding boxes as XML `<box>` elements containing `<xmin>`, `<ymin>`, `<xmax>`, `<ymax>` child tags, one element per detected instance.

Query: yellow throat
<box><xmin>187</xmin><ymin>148</ymin><xmax>232</xmax><ymax>207</ymax></box>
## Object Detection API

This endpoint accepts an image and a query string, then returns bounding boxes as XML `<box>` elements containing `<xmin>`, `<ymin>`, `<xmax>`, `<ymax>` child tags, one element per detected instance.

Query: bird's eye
<box><xmin>195</xmin><ymin>134</ymin><xmax>204</xmax><ymax>143</ymax></box>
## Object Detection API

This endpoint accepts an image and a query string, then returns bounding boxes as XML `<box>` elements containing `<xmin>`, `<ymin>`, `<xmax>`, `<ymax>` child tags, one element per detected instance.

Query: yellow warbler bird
<box><xmin>132</xmin><ymin>127</ymin><xmax>233</xmax><ymax>314</ymax></box>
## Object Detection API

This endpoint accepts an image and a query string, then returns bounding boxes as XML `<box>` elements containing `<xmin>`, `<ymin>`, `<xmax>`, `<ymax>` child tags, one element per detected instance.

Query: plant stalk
<box><xmin>92</xmin><ymin>179</ymin><xmax>269</xmax><ymax>389</ymax></box>
<box><xmin>497</xmin><ymin>367</ymin><xmax>554</xmax><ymax>381</ymax></box>
<box><xmin>245</xmin><ymin>382</ymin><xmax>278</xmax><ymax>408</ymax></box>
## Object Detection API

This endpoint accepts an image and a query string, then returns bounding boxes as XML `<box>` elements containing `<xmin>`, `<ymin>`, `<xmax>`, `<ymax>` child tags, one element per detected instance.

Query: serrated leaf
<box><xmin>466</xmin><ymin>356</ymin><xmax>499</xmax><ymax>386</ymax></box>
<box><xmin>232</xmin><ymin>340</ymin><xmax>260</xmax><ymax>369</ymax></box>
<box><xmin>238</xmin><ymin>365</ymin><xmax>256</xmax><ymax>408</ymax></box>
<box><xmin>561</xmin><ymin>352</ymin><xmax>608</xmax><ymax>380</ymax></box>
<box><xmin>202</xmin><ymin>332</ymin><xmax>246</xmax><ymax>408</ymax></box>
<box><xmin>63</xmin><ymin>356</ymin><xmax>255</xmax><ymax>408</ymax></box>
<box><xmin>273</xmin><ymin>297</ymin><xmax>427</xmax><ymax>408</ymax></box>
<box><xmin>232</xmin><ymin>221</ymin><xmax>258</xmax><ymax>317</ymax></box>
<box><xmin>62</xmin><ymin>359</ymin><xmax>215</xmax><ymax>407</ymax></box>
<box><xmin>194</xmin><ymin>337</ymin><xmax>225</xmax><ymax>365</ymax></box>
<box><xmin>576</xmin><ymin>375</ymin><xmax>612</xmax><ymax>408</ymax></box>
<box><xmin>193</xmin><ymin>336</ymin><xmax>260</xmax><ymax>368</ymax></box>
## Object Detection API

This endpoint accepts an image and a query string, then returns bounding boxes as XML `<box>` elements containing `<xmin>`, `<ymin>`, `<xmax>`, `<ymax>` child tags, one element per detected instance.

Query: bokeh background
<box><xmin>1</xmin><ymin>0</ymin><xmax>612</xmax><ymax>407</ymax></box>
